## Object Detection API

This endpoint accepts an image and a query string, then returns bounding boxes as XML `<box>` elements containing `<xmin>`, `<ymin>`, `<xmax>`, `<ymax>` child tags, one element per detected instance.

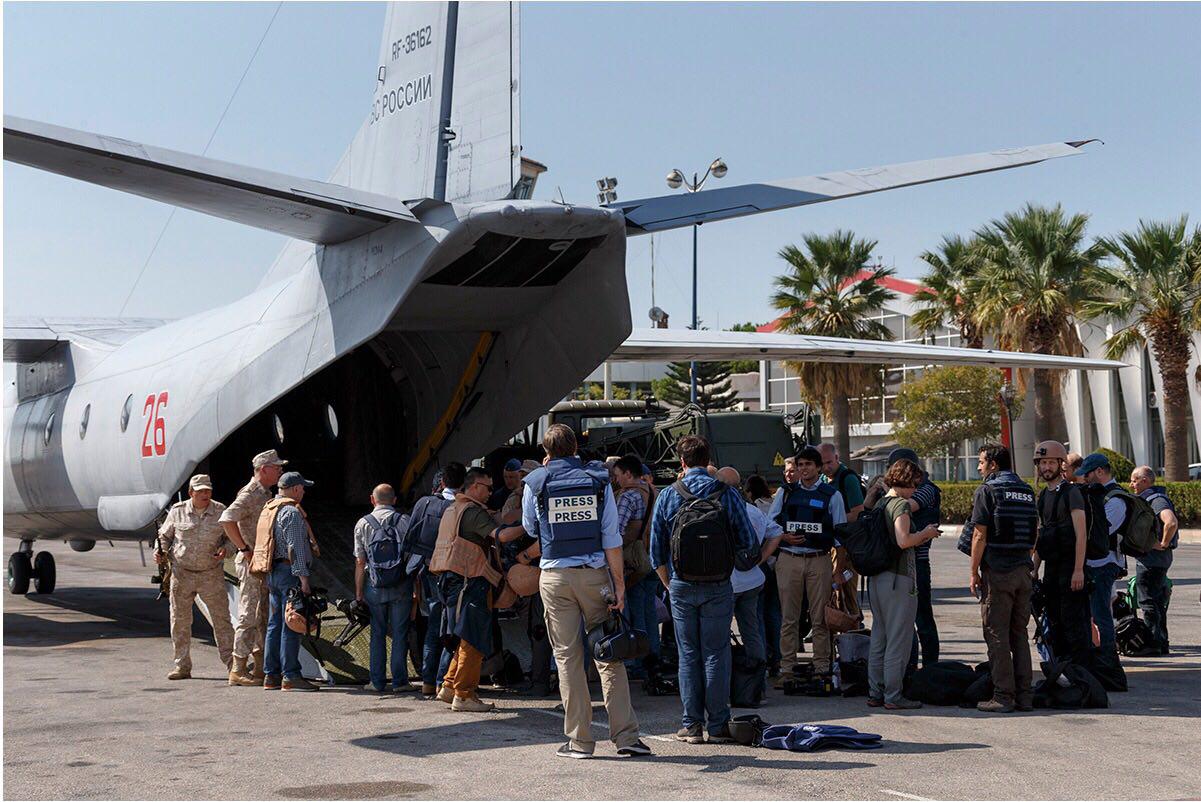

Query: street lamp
<box><xmin>998</xmin><ymin>368</ymin><xmax>1017</xmax><ymax>448</ymax></box>
<box><xmin>665</xmin><ymin>158</ymin><xmax>728</xmax><ymax>404</ymax></box>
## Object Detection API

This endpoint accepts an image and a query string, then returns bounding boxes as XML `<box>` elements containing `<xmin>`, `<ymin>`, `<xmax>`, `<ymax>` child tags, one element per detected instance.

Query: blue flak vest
<box><xmin>525</xmin><ymin>457</ymin><xmax>609</xmax><ymax>561</ymax></box>
<box><xmin>776</xmin><ymin>482</ymin><xmax>837</xmax><ymax>552</ymax></box>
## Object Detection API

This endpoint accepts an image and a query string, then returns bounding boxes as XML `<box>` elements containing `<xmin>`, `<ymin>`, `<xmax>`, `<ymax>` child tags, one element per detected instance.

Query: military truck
<box><xmin>489</xmin><ymin>399</ymin><xmax>811</xmax><ymax>484</ymax></box>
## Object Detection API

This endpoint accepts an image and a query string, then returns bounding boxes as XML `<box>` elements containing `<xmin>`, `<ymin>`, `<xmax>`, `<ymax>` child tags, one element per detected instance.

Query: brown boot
<box><xmin>228</xmin><ymin>656</ymin><xmax>257</xmax><ymax>687</ymax></box>
<box><xmin>250</xmin><ymin>649</ymin><xmax>266</xmax><ymax>683</ymax></box>
<box><xmin>282</xmin><ymin>676</ymin><xmax>318</xmax><ymax>692</ymax></box>
<box><xmin>167</xmin><ymin>667</ymin><xmax>191</xmax><ymax>680</ymax></box>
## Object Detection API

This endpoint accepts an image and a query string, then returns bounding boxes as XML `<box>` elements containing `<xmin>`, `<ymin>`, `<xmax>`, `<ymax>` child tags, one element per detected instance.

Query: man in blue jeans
<box><xmin>1075</xmin><ymin>453</ymin><xmax>1127</xmax><ymax>652</ymax></box>
<box><xmin>650</xmin><ymin>436</ymin><xmax>755</xmax><ymax>744</ymax></box>
<box><xmin>354</xmin><ymin>483</ymin><xmax>415</xmax><ymax>693</ymax></box>
<box><xmin>416</xmin><ymin>463</ymin><xmax>465</xmax><ymax>698</ymax></box>
<box><xmin>261</xmin><ymin>471</ymin><xmax>317</xmax><ymax>691</ymax></box>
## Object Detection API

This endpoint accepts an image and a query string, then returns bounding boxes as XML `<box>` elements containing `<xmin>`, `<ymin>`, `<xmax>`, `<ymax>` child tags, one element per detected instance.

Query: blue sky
<box><xmin>4</xmin><ymin>2</ymin><xmax>1200</xmax><ymax>326</ymax></box>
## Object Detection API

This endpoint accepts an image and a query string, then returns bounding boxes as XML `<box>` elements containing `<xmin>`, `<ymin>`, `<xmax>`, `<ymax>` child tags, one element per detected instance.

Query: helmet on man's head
<box><xmin>1033</xmin><ymin>441</ymin><xmax>1068</xmax><ymax>462</ymax></box>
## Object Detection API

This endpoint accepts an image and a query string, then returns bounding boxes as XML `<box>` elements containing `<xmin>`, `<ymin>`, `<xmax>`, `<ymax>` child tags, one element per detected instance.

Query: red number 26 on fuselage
<box><xmin>141</xmin><ymin>392</ymin><xmax>168</xmax><ymax>458</ymax></box>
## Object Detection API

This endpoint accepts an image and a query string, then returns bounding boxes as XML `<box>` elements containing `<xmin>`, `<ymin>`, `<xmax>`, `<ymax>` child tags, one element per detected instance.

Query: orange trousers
<box><xmin>443</xmin><ymin>640</ymin><xmax>484</xmax><ymax>699</ymax></box>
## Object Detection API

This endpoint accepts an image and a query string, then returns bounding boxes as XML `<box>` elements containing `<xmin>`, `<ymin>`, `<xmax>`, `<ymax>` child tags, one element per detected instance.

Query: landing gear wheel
<box><xmin>33</xmin><ymin>551</ymin><xmax>56</xmax><ymax>595</ymax></box>
<box><xmin>8</xmin><ymin>552</ymin><xmax>32</xmax><ymax>595</ymax></box>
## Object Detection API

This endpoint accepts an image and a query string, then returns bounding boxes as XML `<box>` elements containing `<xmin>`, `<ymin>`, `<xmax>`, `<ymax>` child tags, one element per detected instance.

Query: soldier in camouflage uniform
<box><xmin>219</xmin><ymin>449</ymin><xmax>287</xmax><ymax>686</ymax></box>
<box><xmin>158</xmin><ymin>474</ymin><xmax>235</xmax><ymax>680</ymax></box>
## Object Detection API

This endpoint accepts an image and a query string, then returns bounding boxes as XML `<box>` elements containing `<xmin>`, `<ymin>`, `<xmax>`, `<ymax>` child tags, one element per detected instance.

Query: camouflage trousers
<box><xmin>232</xmin><ymin>556</ymin><xmax>268</xmax><ymax>659</ymax></box>
<box><xmin>170</xmin><ymin>566</ymin><xmax>234</xmax><ymax>672</ymax></box>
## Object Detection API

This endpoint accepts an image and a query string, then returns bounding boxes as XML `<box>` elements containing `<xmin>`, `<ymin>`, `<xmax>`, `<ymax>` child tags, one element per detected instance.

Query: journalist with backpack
<box><xmin>1129</xmin><ymin>466</ymin><xmax>1179</xmax><ymax>655</ymax></box>
<box><xmin>353</xmin><ymin>483</ymin><xmax>415</xmax><ymax>693</ymax></box>
<box><xmin>864</xmin><ymin>459</ymin><xmax>941</xmax><ymax>710</ymax></box>
<box><xmin>650</xmin><ymin>435</ymin><xmax>757</xmax><ymax>745</ymax></box>
<box><xmin>409</xmin><ymin>463</ymin><xmax>464</xmax><ymax>698</ymax></box>
<box><xmin>967</xmin><ymin>445</ymin><xmax>1039</xmax><ymax>713</ymax></box>
<box><xmin>1031</xmin><ymin>441</ymin><xmax>1094</xmax><ymax>666</ymax></box>
<box><xmin>1075</xmin><ymin>452</ymin><xmax>1140</xmax><ymax>653</ymax></box>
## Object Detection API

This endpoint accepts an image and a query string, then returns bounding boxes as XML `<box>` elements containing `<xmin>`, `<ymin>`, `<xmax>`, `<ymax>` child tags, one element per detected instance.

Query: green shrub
<box><xmin>1096</xmin><ymin>447</ymin><xmax>1134</xmax><ymax>481</ymax></box>
<box><xmin>934</xmin><ymin>479</ymin><xmax>1201</xmax><ymax>526</ymax></box>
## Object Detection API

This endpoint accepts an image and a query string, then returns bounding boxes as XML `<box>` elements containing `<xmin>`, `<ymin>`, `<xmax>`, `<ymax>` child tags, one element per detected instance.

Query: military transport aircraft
<box><xmin>4</xmin><ymin>1</ymin><xmax>1115</xmax><ymax>597</ymax></box>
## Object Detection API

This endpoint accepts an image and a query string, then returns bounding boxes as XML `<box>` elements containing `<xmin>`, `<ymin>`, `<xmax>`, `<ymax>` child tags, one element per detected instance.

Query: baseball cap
<box><xmin>1074</xmin><ymin>452</ymin><xmax>1111</xmax><ymax>477</ymax></box>
<box><xmin>278</xmin><ymin>471</ymin><xmax>314</xmax><ymax>489</ymax></box>
<box><xmin>519</xmin><ymin>459</ymin><xmax>541</xmax><ymax>474</ymax></box>
<box><xmin>504</xmin><ymin>458</ymin><xmax>523</xmax><ymax>472</ymax></box>
<box><xmin>888</xmin><ymin>447</ymin><xmax>919</xmax><ymax>467</ymax></box>
<box><xmin>252</xmin><ymin>449</ymin><xmax>288</xmax><ymax>468</ymax></box>
<box><xmin>189</xmin><ymin>474</ymin><xmax>213</xmax><ymax>491</ymax></box>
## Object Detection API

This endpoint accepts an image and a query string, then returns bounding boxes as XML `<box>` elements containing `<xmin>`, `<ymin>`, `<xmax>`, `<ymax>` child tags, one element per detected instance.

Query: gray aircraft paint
<box><xmin>3</xmin><ymin>1</ymin><xmax>1114</xmax><ymax>546</ymax></box>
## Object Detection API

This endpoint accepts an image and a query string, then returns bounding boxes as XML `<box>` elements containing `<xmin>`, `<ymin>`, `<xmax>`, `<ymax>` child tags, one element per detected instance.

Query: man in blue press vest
<box><xmin>522</xmin><ymin>423</ymin><xmax>651</xmax><ymax>760</ymax></box>
<box><xmin>766</xmin><ymin>445</ymin><xmax>847</xmax><ymax>687</ymax></box>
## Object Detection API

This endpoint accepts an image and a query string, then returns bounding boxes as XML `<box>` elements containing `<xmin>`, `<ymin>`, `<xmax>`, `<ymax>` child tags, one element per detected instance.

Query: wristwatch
<box><xmin>239</xmin><ymin>547</ymin><xmax>252</xmax><ymax>554</ymax></box>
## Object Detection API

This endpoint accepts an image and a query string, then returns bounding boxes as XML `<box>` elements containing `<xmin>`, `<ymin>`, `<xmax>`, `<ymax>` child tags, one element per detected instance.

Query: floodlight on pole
<box><xmin>662</xmin><ymin>158</ymin><xmax>729</xmax><ymax>404</ymax></box>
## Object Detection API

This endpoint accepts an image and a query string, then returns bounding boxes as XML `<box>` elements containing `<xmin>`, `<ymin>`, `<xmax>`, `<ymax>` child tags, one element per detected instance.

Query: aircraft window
<box><xmin>272</xmin><ymin>413</ymin><xmax>285</xmax><ymax>444</ymax></box>
<box><xmin>44</xmin><ymin>413</ymin><xmax>55</xmax><ymax>446</ymax></box>
<box><xmin>80</xmin><ymin>404</ymin><xmax>91</xmax><ymax>439</ymax></box>
<box><xmin>120</xmin><ymin>394</ymin><xmax>133</xmax><ymax>432</ymax></box>
<box><xmin>325</xmin><ymin>404</ymin><xmax>339</xmax><ymax>440</ymax></box>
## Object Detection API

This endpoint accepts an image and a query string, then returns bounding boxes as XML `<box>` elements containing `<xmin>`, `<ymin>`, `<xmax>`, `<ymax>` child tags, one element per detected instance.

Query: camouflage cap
<box><xmin>252</xmin><ymin>449</ymin><xmax>288</xmax><ymax>468</ymax></box>
<box><xmin>189</xmin><ymin>474</ymin><xmax>213</xmax><ymax>491</ymax></box>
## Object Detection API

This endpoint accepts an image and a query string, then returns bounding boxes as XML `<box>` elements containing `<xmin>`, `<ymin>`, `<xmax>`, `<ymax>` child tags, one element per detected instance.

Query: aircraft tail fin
<box><xmin>329</xmin><ymin>1</ymin><xmax>521</xmax><ymax>204</ymax></box>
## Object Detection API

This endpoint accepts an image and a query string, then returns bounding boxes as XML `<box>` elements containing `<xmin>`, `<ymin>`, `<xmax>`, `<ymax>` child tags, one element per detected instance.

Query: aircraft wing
<box><xmin>3</xmin><ymin>116</ymin><xmax>419</xmax><ymax>244</ymax></box>
<box><xmin>4</xmin><ymin>316</ymin><xmax>168</xmax><ymax>360</ymax></box>
<box><xmin>610</xmin><ymin>140</ymin><xmax>1099</xmax><ymax>234</ymax></box>
<box><xmin>611</xmin><ymin>328</ymin><xmax>1123</xmax><ymax>370</ymax></box>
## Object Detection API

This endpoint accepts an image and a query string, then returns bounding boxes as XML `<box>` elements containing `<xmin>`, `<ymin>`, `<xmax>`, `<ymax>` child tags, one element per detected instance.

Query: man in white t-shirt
<box><xmin>716</xmin><ymin>467</ymin><xmax>782</xmax><ymax>675</ymax></box>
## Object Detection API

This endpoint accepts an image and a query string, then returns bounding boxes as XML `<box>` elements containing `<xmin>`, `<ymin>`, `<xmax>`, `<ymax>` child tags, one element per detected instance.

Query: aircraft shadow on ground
<box><xmin>3</xmin><ymin>588</ymin><xmax>214</xmax><ymax>648</ymax></box>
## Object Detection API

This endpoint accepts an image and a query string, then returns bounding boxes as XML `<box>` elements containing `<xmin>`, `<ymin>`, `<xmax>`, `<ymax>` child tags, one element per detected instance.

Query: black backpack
<box><xmin>1115</xmin><ymin>615</ymin><xmax>1155</xmax><ymax>657</ymax></box>
<box><xmin>669</xmin><ymin>480</ymin><xmax>736</xmax><ymax>583</ymax></box>
<box><xmin>402</xmin><ymin>494</ymin><xmax>454</xmax><ymax>559</ymax></box>
<box><xmin>1039</xmin><ymin>483</ymin><xmax>1108</xmax><ymax>562</ymax></box>
<box><xmin>1080</xmin><ymin>483</ymin><xmax>1115</xmax><ymax>560</ymax></box>
<box><xmin>835</xmin><ymin>504</ymin><xmax>901</xmax><ymax>577</ymax></box>
<box><xmin>904</xmin><ymin>660</ymin><xmax>978</xmax><ymax>706</ymax></box>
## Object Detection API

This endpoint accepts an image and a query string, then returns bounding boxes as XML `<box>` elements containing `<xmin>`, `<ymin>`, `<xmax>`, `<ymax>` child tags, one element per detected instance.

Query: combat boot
<box><xmin>228</xmin><ymin>656</ymin><xmax>257</xmax><ymax>687</ymax></box>
<box><xmin>250</xmin><ymin>649</ymin><xmax>266</xmax><ymax>683</ymax></box>
<box><xmin>167</xmin><ymin>667</ymin><xmax>191</xmax><ymax>680</ymax></box>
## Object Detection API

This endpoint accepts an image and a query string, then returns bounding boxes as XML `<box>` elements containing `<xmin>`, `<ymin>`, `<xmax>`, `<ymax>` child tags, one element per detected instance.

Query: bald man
<box><xmin>354</xmin><ymin>483</ymin><xmax>416</xmax><ymax>692</ymax></box>
<box><xmin>717</xmin><ymin>466</ymin><xmax>782</xmax><ymax>701</ymax></box>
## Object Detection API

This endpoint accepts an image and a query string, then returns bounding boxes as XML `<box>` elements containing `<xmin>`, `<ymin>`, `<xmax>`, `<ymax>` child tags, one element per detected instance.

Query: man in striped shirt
<box><xmin>262</xmin><ymin>471</ymin><xmax>315</xmax><ymax>692</ymax></box>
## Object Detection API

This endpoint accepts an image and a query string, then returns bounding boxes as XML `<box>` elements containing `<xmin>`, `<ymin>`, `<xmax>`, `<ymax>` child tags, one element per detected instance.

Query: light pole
<box><xmin>998</xmin><ymin>367</ymin><xmax>1017</xmax><ymax>449</ymax></box>
<box><xmin>665</xmin><ymin>158</ymin><xmax>728</xmax><ymax>405</ymax></box>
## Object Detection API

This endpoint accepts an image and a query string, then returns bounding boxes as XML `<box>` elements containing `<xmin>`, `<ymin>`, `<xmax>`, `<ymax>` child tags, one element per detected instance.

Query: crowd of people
<box><xmin>155</xmin><ymin>429</ymin><xmax>1182</xmax><ymax>757</ymax></box>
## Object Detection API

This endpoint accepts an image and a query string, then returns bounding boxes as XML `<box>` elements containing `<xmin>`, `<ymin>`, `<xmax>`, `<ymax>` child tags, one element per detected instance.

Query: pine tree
<box><xmin>657</xmin><ymin>361</ymin><xmax>739</xmax><ymax>411</ymax></box>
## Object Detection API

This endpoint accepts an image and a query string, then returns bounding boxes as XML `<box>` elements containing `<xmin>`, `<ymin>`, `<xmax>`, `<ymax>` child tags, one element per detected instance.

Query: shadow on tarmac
<box><xmin>4</xmin><ymin>587</ymin><xmax>214</xmax><ymax>648</ymax></box>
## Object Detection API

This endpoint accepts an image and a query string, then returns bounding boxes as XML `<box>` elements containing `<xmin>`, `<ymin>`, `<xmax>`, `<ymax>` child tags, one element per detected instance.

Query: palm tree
<box><xmin>911</xmin><ymin>234</ymin><xmax>985</xmax><ymax>348</ymax></box>
<box><xmin>967</xmin><ymin>204</ymin><xmax>1103</xmax><ymax>444</ymax></box>
<box><xmin>771</xmin><ymin>231</ymin><xmax>896</xmax><ymax>459</ymax></box>
<box><xmin>1085</xmin><ymin>217</ymin><xmax>1201</xmax><ymax>480</ymax></box>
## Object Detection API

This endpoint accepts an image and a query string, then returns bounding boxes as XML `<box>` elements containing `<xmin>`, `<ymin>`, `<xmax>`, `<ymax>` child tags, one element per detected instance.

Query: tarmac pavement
<box><xmin>4</xmin><ymin>535</ymin><xmax>1200</xmax><ymax>800</ymax></box>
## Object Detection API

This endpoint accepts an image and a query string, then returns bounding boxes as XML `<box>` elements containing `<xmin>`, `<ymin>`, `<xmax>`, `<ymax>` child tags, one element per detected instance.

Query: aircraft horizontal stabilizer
<box><xmin>611</xmin><ymin>141</ymin><xmax>1099</xmax><ymax>234</ymax></box>
<box><xmin>4</xmin><ymin>116</ymin><xmax>419</xmax><ymax>244</ymax></box>
<box><xmin>612</xmin><ymin>328</ymin><xmax>1123</xmax><ymax>371</ymax></box>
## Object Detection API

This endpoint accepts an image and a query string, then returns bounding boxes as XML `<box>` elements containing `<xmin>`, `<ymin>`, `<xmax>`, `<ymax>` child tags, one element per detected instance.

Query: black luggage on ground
<box><xmin>1086</xmin><ymin>647</ymin><xmax>1128</xmax><ymax>692</ymax></box>
<box><xmin>904</xmin><ymin>660</ymin><xmax>978</xmax><ymax>706</ymax></box>
<box><xmin>1033</xmin><ymin>659</ymin><xmax>1108</xmax><ymax>709</ymax></box>
<box><xmin>1115</xmin><ymin>615</ymin><xmax>1155</xmax><ymax>657</ymax></box>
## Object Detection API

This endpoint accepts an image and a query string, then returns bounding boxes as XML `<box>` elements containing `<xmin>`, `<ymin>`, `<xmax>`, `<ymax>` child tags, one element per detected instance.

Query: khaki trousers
<box><xmin>776</xmin><ymin>551</ymin><xmax>833</xmax><ymax>673</ymax></box>
<box><xmin>170</xmin><ymin>566</ymin><xmax>234</xmax><ymax>672</ymax></box>
<box><xmin>232</xmin><ymin>556</ymin><xmax>268</xmax><ymax>659</ymax></box>
<box><xmin>540</xmin><ymin>567</ymin><xmax>640</xmax><ymax>753</ymax></box>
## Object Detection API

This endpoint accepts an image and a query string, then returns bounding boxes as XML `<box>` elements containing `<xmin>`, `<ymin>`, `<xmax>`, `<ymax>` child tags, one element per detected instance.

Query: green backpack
<box><xmin>1104</xmin><ymin>487</ymin><xmax>1159</xmax><ymax>558</ymax></box>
